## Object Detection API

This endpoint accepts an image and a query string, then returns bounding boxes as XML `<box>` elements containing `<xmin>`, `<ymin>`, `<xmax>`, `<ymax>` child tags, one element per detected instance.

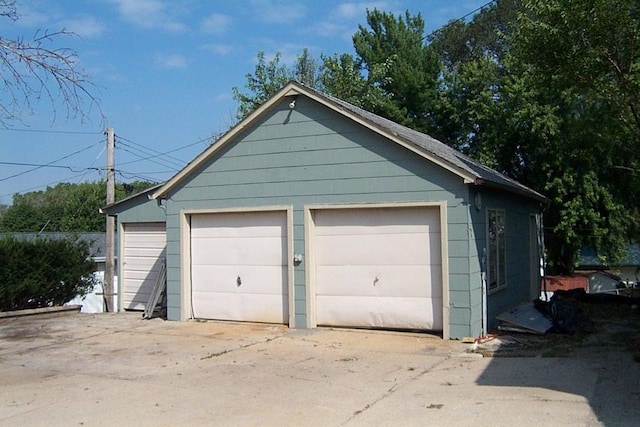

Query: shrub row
<box><xmin>0</xmin><ymin>236</ymin><xmax>96</xmax><ymax>311</ymax></box>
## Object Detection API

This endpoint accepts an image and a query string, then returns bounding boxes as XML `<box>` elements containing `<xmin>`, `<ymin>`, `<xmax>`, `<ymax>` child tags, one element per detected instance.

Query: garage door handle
<box><xmin>237</xmin><ymin>276</ymin><xmax>242</xmax><ymax>286</ymax></box>
<box><xmin>374</xmin><ymin>277</ymin><xmax>379</xmax><ymax>286</ymax></box>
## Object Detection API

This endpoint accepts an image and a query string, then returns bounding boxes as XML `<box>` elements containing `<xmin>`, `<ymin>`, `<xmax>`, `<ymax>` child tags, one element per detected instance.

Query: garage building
<box><xmin>104</xmin><ymin>81</ymin><xmax>546</xmax><ymax>339</ymax></box>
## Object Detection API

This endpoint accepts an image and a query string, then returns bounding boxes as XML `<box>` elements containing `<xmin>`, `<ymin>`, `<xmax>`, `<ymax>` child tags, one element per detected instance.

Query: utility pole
<box><xmin>105</xmin><ymin>127</ymin><xmax>116</xmax><ymax>312</ymax></box>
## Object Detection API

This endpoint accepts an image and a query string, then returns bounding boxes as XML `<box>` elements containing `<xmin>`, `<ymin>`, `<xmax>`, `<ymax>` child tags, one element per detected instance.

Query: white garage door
<box><xmin>314</xmin><ymin>206</ymin><xmax>442</xmax><ymax>330</ymax></box>
<box><xmin>190</xmin><ymin>211</ymin><xmax>288</xmax><ymax>324</ymax></box>
<box><xmin>122</xmin><ymin>222</ymin><xmax>166</xmax><ymax>310</ymax></box>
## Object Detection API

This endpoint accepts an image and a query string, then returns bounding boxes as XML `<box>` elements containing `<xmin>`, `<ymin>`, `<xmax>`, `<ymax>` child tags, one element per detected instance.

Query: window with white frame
<box><xmin>487</xmin><ymin>209</ymin><xmax>506</xmax><ymax>292</ymax></box>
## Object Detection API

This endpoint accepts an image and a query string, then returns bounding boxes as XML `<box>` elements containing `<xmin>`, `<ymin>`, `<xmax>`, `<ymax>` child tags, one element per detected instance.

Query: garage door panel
<box><xmin>315</xmin><ymin>233</ymin><xmax>441</xmax><ymax>265</ymax></box>
<box><xmin>124</xmin><ymin>246</ymin><xmax>165</xmax><ymax>257</ymax></box>
<box><xmin>192</xmin><ymin>225</ymin><xmax>284</xmax><ymax>239</ymax></box>
<box><xmin>191</xmin><ymin>236</ymin><xmax>285</xmax><ymax>266</ymax></box>
<box><xmin>192</xmin><ymin>211</ymin><xmax>284</xmax><ymax>237</ymax></box>
<box><xmin>192</xmin><ymin>265</ymin><xmax>286</xmax><ymax>295</ymax></box>
<box><xmin>123</xmin><ymin>256</ymin><xmax>164</xmax><ymax>270</ymax></box>
<box><xmin>124</xmin><ymin>270</ymin><xmax>161</xmax><ymax>281</ymax></box>
<box><xmin>317</xmin><ymin>295</ymin><xmax>443</xmax><ymax>330</ymax></box>
<box><xmin>123</xmin><ymin>285</ymin><xmax>152</xmax><ymax>307</ymax></box>
<box><xmin>124</xmin><ymin>237</ymin><xmax>166</xmax><ymax>248</ymax></box>
<box><xmin>316</xmin><ymin>265</ymin><xmax>442</xmax><ymax>298</ymax></box>
<box><xmin>315</xmin><ymin>208</ymin><xmax>440</xmax><ymax>233</ymax></box>
<box><xmin>193</xmin><ymin>292</ymin><xmax>288</xmax><ymax>323</ymax></box>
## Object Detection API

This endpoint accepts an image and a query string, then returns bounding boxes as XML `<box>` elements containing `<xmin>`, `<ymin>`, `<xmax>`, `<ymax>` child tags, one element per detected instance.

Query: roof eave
<box><xmin>474</xmin><ymin>178</ymin><xmax>549</xmax><ymax>204</ymax></box>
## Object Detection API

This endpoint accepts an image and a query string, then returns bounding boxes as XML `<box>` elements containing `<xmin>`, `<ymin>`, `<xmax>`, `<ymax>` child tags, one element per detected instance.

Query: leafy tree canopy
<box><xmin>0</xmin><ymin>180</ymin><xmax>155</xmax><ymax>232</ymax></box>
<box><xmin>232</xmin><ymin>49</ymin><xmax>321</xmax><ymax>120</ymax></box>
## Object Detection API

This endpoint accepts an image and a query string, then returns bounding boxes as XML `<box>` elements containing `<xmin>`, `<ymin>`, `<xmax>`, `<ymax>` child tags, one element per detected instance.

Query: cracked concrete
<box><xmin>1</xmin><ymin>311</ymin><xmax>638</xmax><ymax>426</ymax></box>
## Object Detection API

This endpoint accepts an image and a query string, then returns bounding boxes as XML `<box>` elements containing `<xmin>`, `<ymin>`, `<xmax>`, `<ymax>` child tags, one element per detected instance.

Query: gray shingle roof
<box><xmin>579</xmin><ymin>244</ymin><xmax>640</xmax><ymax>267</ymax></box>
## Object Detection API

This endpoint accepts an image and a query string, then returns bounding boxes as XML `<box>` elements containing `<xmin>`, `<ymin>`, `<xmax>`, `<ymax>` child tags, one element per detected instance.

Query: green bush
<box><xmin>0</xmin><ymin>236</ymin><xmax>97</xmax><ymax>311</ymax></box>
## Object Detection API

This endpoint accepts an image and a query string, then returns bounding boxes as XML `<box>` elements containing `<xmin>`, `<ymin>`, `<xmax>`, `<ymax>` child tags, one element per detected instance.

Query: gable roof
<box><xmin>152</xmin><ymin>81</ymin><xmax>546</xmax><ymax>202</ymax></box>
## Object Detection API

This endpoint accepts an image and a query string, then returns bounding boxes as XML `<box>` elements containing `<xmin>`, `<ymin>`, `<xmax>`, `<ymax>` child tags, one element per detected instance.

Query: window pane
<box><xmin>487</xmin><ymin>210</ymin><xmax>506</xmax><ymax>291</ymax></box>
<box><xmin>497</xmin><ymin>212</ymin><xmax>506</xmax><ymax>287</ymax></box>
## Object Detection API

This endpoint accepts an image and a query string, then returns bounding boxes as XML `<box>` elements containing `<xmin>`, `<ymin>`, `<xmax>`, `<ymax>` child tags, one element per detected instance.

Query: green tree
<box><xmin>232</xmin><ymin>51</ymin><xmax>291</xmax><ymax>120</ymax></box>
<box><xmin>509</xmin><ymin>0</ymin><xmax>640</xmax><ymax>270</ymax></box>
<box><xmin>351</xmin><ymin>9</ymin><xmax>442</xmax><ymax>132</ymax></box>
<box><xmin>294</xmin><ymin>48</ymin><xmax>321</xmax><ymax>88</ymax></box>
<box><xmin>0</xmin><ymin>180</ymin><xmax>155</xmax><ymax>232</ymax></box>
<box><xmin>232</xmin><ymin>49</ymin><xmax>323</xmax><ymax>120</ymax></box>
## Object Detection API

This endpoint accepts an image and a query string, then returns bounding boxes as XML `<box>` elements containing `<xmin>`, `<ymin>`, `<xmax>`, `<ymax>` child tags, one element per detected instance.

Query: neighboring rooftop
<box><xmin>579</xmin><ymin>244</ymin><xmax>640</xmax><ymax>268</ymax></box>
<box><xmin>0</xmin><ymin>232</ymin><xmax>114</xmax><ymax>261</ymax></box>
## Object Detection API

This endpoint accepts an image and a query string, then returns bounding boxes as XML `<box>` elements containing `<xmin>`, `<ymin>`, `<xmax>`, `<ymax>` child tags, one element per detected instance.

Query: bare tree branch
<box><xmin>0</xmin><ymin>1</ymin><xmax>103</xmax><ymax>126</ymax></box>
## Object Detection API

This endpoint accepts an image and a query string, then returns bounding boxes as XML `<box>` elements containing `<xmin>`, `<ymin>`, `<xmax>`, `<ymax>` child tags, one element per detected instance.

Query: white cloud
<box><xmin>155</xmin><ymin>53</ymin><xmax>188</xmax><ymax>69</ymax></box>
<box><xmin>109</xmin><ymin>0</ymin><xmax>187</xmax><ymax>32</ymax></box>
<box><xmin>11</xmin><ymin>4</ymin><xmax>50</xmax><ymax>28</ymax></box>
<box><xmin>61</xmin><ymin>15</ymin><xmax>106</xmax><ymax>38</ymax></box>
<box><xmin>334</xmin><ymin>2</ymin><xmax>389</xmax><ymax>20</ymax></box>
<box><xmin>250</xmin><ymin>0</ymin><xmax>307</xmax><ymax>24</ymax></box>
<box><xmin>309</xmin><ymin>1</ymin><xmax>391</xmax><ymax>41</ymax></box>
<box><xmin>201</xmin><ymin>43</ymin><xmax>233</xmax><ymax>55</ymax></box>
<box><xmin>201</xmin><ymin>13</ymin><xmax>232</xmax><ymax>34</ymax></box>
<box><xmin>5</xmin><ymin>4</ymin><xmax>105</xmax><ymax>38</ymax></box>
<box><xmin>214</xmin><ymin>92</ymin><xmax>231</xmax><ymax>101</ymax></box>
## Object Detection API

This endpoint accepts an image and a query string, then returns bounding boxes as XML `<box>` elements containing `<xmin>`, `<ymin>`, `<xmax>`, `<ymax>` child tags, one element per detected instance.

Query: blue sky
<box><xmin>0</xmin><ymin>0</ymin><xmax>488</xmax><ymax>205</ymax></box>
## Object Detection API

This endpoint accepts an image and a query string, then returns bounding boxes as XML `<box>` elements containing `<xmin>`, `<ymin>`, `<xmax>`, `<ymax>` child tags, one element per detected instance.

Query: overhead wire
<box><xmin>0</xmin><ymin>128</ymin><xmax>103</xmax><ymax>135</ymax></box>
<box><xmin>115</xmin><ymin>144</ymin><xmax>183</xmax><ymax>170</ymax></box>
<box><xmin>425</xmin><ymin>0</ymin><xmax>497</xmax><ymax>39</ymax></box>
<box><xmin>115</xmin><ymin>134</ymin><xmax>212</xmax><ymax>167</ymax></box>
<box><xmin>116</xmin><ymin>135</ymin><xmax>186</xmax><ymax>165</ymax></box>
<box><xmin>0</xmin><ymin>171</ymin><xmax>101</xmax><ymax>200</ymax></box>
<box><xmin>0</xmin><ymin>141</ymin><xmax>102</xmax><ymax>182</ymax></box>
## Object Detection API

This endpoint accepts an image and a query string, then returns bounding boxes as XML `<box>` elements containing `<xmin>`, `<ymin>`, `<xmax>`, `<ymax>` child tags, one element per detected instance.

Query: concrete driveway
<box><xmin>1</xmin><ymin>311</ymin><xmax>638</xmax><ymax>426</ymax></box>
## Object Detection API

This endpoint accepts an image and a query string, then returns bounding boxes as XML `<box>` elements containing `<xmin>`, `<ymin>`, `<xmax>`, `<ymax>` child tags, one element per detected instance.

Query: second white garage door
<box><xmin>190</xmin><ymin>211</ymin><xmax>288</xmax><ymax>324</ymax></box>
<box><xmin>313</xmin><ymin>206</ymin><xmax>443</xmax><ymax>330</ymax></box>
<box><xmin>122</xmin><ymin>222</ymin><xmax>166</xmax><ymax>310</ymax></box>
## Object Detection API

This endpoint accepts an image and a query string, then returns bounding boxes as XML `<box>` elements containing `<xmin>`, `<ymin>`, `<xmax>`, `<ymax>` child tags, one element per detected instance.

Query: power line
<box><xmin>0</xmin><ymin>128</ymin><xmax>103</xmax><ymax>135</ymax></box>
<box><xmin>116</xmin><ymin>170</ymin><xmax>161</xmax><ymax>183</ymax></box>
<box><xmin>116</xmin><ymin>145</ymin><xmax>183</xmax><ymax>170</ymax></box>
<box><xmin>425</xmin><ymin>0</ymin><xmax>497</xmax><ymax>39</ymax></box>
<box><xmin>115</xmin><ymin>135</ymin><xmax>212</xmax><ymax>167</ymax></box>
<box><xmin>117</xmin><ymin>135</ymin><xmax>186</xmax><ymax>165</ymax></box>
<box><xmin>0</xmin><ymin>142</ymin><xmax>101</xmax><ymax>182</ymax></box>
<box><xmin>0</xmin><ymin>161</ymin><xmax>101</xmax><ymax>172</ymax></box>
<box><xmin>0</xmin><ymin>171</ymin><xmax>101</xmax><ymax>200</ymax></box>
